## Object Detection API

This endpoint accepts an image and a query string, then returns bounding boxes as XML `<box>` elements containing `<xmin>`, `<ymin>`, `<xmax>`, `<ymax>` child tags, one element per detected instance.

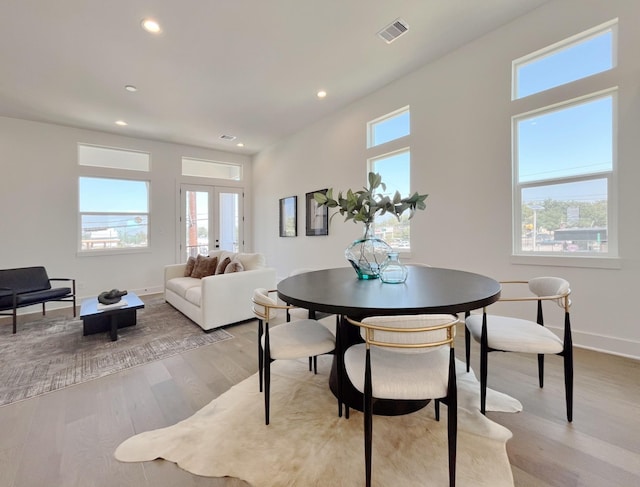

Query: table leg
<box><xmin>110</xmin><ymin>314</ymin><xmax>118</xmax><ymax>341</ymax></box>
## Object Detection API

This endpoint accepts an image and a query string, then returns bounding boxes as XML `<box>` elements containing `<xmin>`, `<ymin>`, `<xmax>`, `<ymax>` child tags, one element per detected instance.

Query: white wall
<box><xmin>0</xmin><ymin>117</ymin><xmax>252</xmax><ymax>300</ymax></box>
<box><xmin>252</xmin><ymin>0</ymin><xmax>640</xmax><ymax>359</ymax></box>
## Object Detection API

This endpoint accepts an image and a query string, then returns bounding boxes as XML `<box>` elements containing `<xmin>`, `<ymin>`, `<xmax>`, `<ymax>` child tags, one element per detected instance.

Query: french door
<box><xmin>180</xmin><ymin>184</ymin><xmax>243</xmax><ymax>262</ymax></box>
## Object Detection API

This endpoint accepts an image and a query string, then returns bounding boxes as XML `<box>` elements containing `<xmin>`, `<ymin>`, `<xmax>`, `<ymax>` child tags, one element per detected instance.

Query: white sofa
<box><xmin>164</xmin><ymin>251</ymin><xmax>276</xmax><ymax>331</ymax></box>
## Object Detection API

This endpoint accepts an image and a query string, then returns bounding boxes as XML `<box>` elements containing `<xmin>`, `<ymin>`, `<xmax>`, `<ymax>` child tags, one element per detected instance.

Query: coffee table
<box><xmin>80</xmin><ymin>291</ymin><xmax>145</xmax><ymax>341</ymax></box>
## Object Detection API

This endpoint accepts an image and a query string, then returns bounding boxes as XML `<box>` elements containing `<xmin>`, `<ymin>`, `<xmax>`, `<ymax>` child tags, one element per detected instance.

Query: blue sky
<box><xmin>80</xmin><ymin>177</ymin><xmax>148</xmax><ymax>213</ymax></box>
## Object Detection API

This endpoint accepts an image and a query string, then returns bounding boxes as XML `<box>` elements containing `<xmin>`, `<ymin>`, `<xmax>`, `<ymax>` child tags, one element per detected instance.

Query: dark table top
<box><xmin>277</xmin><ymin>266</ymin><xmax>501</xmax><ymax>317</ymax></box>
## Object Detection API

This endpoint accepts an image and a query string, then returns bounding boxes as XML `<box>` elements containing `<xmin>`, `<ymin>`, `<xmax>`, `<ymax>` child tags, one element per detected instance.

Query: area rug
<box><xmin>116</xmin><ymin>356</ymin><xmax>521</xmax><ymax>486</ymax></box>
<box><xmin>0</xmin><ymin>296</ymin><xmax>233</xmax><ymax>406</ymax></box>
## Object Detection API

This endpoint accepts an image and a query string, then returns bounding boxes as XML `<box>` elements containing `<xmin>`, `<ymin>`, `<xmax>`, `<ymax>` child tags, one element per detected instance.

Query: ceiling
<box><xmin>0</xmin><ymin>0</ymin><xmax>551</xmax><ymax>155</ymax></box>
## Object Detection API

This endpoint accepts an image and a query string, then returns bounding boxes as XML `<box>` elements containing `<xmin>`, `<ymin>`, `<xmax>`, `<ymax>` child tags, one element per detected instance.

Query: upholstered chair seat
<box><xmin>465</xmin><ymin>314</ymin><xmax>564</xmax><ymax>354</ymax></box>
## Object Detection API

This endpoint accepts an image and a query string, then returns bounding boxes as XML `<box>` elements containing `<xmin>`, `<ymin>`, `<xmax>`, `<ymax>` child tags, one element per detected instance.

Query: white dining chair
<box><xmin>465</xmin><ymin>277</ymin><xmax>573</xmax><ymax>421</ymax></box>
<box><xmin>251</xmin><ymin>288</ymin><xmax>336</xmax><ymax>425</ymax></box>
<box><xmin>343</xmin><ymin>314</ymin><xmax>459</xmax><ymax>487</ymax></box>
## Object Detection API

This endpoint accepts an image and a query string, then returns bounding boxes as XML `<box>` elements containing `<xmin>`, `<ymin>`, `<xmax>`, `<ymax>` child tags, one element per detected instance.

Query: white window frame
<box><xmin>78</xmin><ymin>144</ymin><xmax>151</xmax><ymax>256</ymax></box>
<box><xmin>510</xmin><ymin>22</ymin><xmax>620</xmax><ymax>269</ymax></box>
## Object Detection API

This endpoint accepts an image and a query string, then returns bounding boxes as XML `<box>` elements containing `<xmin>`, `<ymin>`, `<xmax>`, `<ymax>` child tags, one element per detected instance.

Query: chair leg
<box><xmin>464</xmin><ymin>311</ymin><xmax>471</xmax><ymax>372</ymax></box>
<box><xmin>13</xmin><ymin>308</ymin><xmax>17</xmax><ymax>334</ymax></box>
<box><xmin>564</xmin><ymin>312</ymin><xmax>574</xmax><ymax>422</ymax></box>
<box><xmin>264</xmin><ymin>330</ymin><xmax>271</xmax><ymax>425</ymax></box>
<box><xmin>448</xmin><ymin>348</ymin><xmax>458</xmax><ymax>487</ymax></box>
<box><xmin>308</xmin><ymin>357</ymin><xmax>312</xmax><ymax>371</ymax></box>
<box><xmin>313</xmin><ymin>355</ymin><xmax>318</xmax><ymax>374</ymax></box>
<box><xmin>480</xmin><ymin>312</ymin><xmax>488</xmax><ymax>415</ymax></box>
<box><xmin>364</xmin><ymin>348</ymin><xmax>373</xmax><ymax>487</ymax></box>
<box><xmin>434</xmin><ymin>399</ymin><xmax>440</xmax><ymax>421</ymax></box>
<box><xmin>336</xmin><ymin>315</ymin><xmax>343</xmax><ymax>418</ymax></box>
<box><xmin>258</xmin><ymin>320</ymin><xmax>264</xmax><ymax>392</ymax></box>
<box><xmin>538</xmin><ymin>353</ymin><xmax>545</xmax><ymax>388</ymax></box>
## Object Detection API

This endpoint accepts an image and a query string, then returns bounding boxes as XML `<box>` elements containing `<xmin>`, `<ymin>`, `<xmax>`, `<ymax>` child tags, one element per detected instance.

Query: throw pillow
<box><xmin>203</xmin><ymin>256</ymin><xmax>218</xmax><ymax>277</ymax></box>
<box><xmin>191</xmin><ymin>255</ymin><xmax>218</xmax><ymax>278</ymax></box>
<box><xmin>224</xmin><ymin>259</ymin><xmax>244</xmax><ymax>274</ymax></box>
<box><xmin>215</xmin><ymin>256</ymin><xmax>232</xmax><ymax>275</ymax></box>
<box><xmin>184</xmin><ymin>256</ymin><xmax>196</xmax><ymax>277</ymax></box>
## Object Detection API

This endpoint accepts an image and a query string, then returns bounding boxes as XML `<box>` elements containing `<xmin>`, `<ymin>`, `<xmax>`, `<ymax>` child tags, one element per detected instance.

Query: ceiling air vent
<box><xmin>220</xmin><ymin>134</ymin><xmax>237</xmax><ymax>141</ymax></box>
<box><xmin>377</xmin><ymin>18</ymin><xmax>409</xmax><ymax>44</ymax></box>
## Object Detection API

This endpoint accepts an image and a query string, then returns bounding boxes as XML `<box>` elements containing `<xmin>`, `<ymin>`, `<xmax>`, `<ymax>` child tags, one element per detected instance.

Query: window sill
<box><xmin>510</xmin><ymin>253</ymin><xmax>621</xmax><ymax>269</ymax></box>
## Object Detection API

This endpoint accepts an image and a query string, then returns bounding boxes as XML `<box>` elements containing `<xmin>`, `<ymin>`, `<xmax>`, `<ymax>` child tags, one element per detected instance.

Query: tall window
<box><xmin>78</xmin><ymin>145</ymin><xmax>150</xmax><ymax>253</ymax></box>
<box><xmin>512</xmin><ymin>20</ymin><xmax>617</xmax><ymax>258</ymax></box>
<box><xmin>367</xmin><ymin>106</ymin><xmax>411</xmax><ymax>251</ymax></box>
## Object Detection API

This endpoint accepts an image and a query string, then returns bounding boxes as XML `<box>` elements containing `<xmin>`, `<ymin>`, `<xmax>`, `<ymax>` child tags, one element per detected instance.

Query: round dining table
<box><xmin>277</xmin><ymin>265</ymin><xmax>501</xmax><ymax>415</ymax></box>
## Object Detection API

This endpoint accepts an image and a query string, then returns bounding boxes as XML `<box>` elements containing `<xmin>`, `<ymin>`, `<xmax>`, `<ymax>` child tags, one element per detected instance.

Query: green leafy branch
<box><xmin>314</xmin><ymin>172</ymin><xmax>428</xmax><ymax>226</ymax></box>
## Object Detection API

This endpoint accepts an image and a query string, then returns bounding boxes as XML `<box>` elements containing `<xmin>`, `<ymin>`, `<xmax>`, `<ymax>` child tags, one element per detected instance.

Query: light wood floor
<box><xmin>0</xmin><ymin>319</ymin><xmax>638</xmax><ymax>487</ymax></box>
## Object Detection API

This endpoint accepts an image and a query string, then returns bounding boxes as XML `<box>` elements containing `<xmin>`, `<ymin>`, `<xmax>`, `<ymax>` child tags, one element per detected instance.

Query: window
<box><xmin>513</xmin><ymin>20</ymin><xmax>615</xmax><ymax>99</ymax></box>
<box><xmin>182</xmin><ymin>157</ymin><xmax>242</xmax><ymax>180</ymax></box>
<box><xmin>512</xmin><ymin>20</ymin><xmax>617</xmax><ymax>259</ymax></box>
<box><xmin>368</xmin><ymin>106</ymin><xmax>409</xmax><ymax>148</ymax></box>
<box><xmin>367</xmin><ymin>106</ymin><xmax>412</xmax><ymax>251</ymax></box>
<box><xmin>78</xmin><ymin>144</ymin><xmax>150</xmax><ymax>171</ymax></box>
<box><xmin>78</xmin><ymin>144</ymin><xmax>151</xmax><ymax>253</ymax></box>
<box><xmin>79</xmin><ymin>177</ymin><xmax>150</xmax><ymax>252</ymax></box>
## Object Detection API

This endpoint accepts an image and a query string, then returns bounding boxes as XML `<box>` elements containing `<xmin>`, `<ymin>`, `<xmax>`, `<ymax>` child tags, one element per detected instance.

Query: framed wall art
<box><xmin>306</xmin><ymin>189</ymin><xmax>328</xmax><ymax>236</ymax></box>
<box><xmin>279</xmin><ymin>196</ymin><xmax>297</xmax><ymax>237</ymax></box>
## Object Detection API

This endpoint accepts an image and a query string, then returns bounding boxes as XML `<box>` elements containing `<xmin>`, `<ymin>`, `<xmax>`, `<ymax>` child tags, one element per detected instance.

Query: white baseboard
<box><xmin>548</xmin><ymin>325</ymin><xmax>640</xmax><ymax>361</ymax></box>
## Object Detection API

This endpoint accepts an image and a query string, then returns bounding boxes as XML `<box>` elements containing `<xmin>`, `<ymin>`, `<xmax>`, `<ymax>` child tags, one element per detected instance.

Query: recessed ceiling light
<box><xmin>125</xmin><ymin>85</ymin><xmax>137</xmax><ymax>92</ymax></box>
<box><xmin>115</xmin><ymin>120</ymin><xmax>128</xmax><ymax>126</ymax></box>
<box><xmin>317</xmin><ymin>90</ymin><xmax>327</xmax><ymax>99</ymax></box>
<box><xmin>141</xmin><ymin>18</ymin><xmax>161</xmax><ymax>34</ymax></box>
<box><xmin>236</xmin><ymin>143</ymin><xmax>244</xmax><ymax>147</ymax></box>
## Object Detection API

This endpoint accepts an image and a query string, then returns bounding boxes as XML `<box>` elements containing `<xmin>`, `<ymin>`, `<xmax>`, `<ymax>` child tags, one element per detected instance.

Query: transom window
<box><xmin>513</xmin><ymin>19</ymin><xmax>616</xmax><ymax>99</ymax></box>
<box><xmin>182</xmin><ymin>157</ymin><xmax>242</xmax><ymax>180</ymax></box>
<box><xmin>367</xmin><ymin>106</ymin><xmax>409</xmax><ymax>148</ymax></box>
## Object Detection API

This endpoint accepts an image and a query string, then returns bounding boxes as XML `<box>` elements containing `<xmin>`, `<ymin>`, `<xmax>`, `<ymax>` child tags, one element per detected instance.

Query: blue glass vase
<box><xmin>345</xmin><ymin>224</ymin><xmax>392</xmax><ymax>280</ymax></box>
<box><xmin>379</xmin><ymin>251</ymin><xmax>408</xmax><ymax>284</ymax></box>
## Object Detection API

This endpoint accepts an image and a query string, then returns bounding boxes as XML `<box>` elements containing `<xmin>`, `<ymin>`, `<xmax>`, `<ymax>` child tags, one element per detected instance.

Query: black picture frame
<box><xmin>306</xmin><ymin>189</ymin><xmax>329</xmax><ymax>236</ymax></box>
<box><xmin>279</xmin><ymin>196</ymin><xmax>297</xmax><ymax>237</ymax></box>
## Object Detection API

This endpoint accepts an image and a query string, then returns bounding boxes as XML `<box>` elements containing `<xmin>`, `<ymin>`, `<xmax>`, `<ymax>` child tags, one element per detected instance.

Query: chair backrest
<box><xmin>252</xmin><ymin>288</ymin><xmax>279</xmax><ymax>322</ymax></box>
<box><xmin>528</xmin><ymin>277</ymin><xmax>571</xmax><ymax>309</ymax></box>
<box><xmin>347</xmin><ymin>314</ymin><xmax>458</xmax><ymax>353</ymax></box>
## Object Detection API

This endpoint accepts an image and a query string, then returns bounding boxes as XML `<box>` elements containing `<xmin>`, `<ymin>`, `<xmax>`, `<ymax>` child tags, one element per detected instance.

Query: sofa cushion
<box><xmin>185</xmin><ymin>286</ymin><xmax>202</xmax><ymax>307</ymax></box>
<box><xmin>191</xmin><ymin>255</ymin><xmax>218</xmax><ymax>278</ymax></box>
<box><xmin>235</xmin><ymin>253</ymin><xmax>265</xmax><ymax>271</ymax></box>
<box><xmin>166</xmin><ymin>277</ymin><xmax>201</xmax><ymax>298</ymax></box>
<box><xmin>184</xmin><ymin>256</ymin><xmax>196</xmax><ymax>277</ymax></box>
<box><xmin>224</xmin><ymin>259</ymin><xmax>244</xmax><ymax>273</ymax></box>
<box><xmin>215</xmin><ymin>256</ymin><xmax>232</xmax><ymax>275</ymax></box>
